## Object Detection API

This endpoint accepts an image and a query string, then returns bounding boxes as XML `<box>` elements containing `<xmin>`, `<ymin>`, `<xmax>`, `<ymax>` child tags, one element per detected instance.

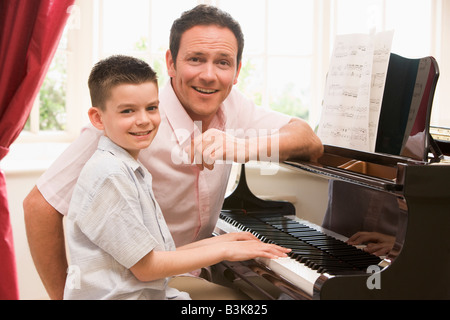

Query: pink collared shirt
<box><xmin>37</xmin><ymin>82</ymin><xmax>291</xmax><ymax>246</ymax></box>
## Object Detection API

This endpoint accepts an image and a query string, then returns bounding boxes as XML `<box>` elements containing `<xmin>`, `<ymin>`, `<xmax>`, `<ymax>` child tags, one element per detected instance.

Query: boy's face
<box><xmin>90</xmin><ymin>82</ymin><xmax>160</xmax><ymax>159</ymax></box>
<box><xmin>166</xmin><ymin>25</ymin><xmax>241</xmax><ymax>129</ymax></box>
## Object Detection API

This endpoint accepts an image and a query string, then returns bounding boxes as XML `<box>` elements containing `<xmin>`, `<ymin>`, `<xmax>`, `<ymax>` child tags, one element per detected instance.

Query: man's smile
<box><xmin>193</xmin><ymin>87</ymin><xmax>218</xmax><ymax>94</ymax></box>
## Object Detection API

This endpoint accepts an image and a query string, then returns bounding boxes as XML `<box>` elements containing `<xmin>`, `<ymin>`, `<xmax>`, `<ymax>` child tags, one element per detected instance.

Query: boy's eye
<box><xmin>120</xmin><ymin>109</ymin><xmax>133</xmax><ymax>114</ymax></box>
<box><xmin>147</xmin><ymin>106</ymin><xmax>158</xmax><ymax>111</ymax></box>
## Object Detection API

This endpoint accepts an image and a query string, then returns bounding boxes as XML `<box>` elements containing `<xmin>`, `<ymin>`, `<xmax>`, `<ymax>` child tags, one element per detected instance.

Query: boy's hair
<box><xmin>169</xmin><ymin>4</ymin><xmax>244</xmax><ymax>69</ymax></box>
<box><xmin>88</xmin><ymin>55</ymin><xmax>158</xmax><ymax>109</ymax></box>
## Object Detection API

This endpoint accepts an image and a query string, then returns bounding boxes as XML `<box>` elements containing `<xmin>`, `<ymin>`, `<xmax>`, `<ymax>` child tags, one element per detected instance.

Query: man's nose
<box><xmin>199</xmin><ymin>62</ymin><xmax>216</xmax><ymax>82</ymax></box>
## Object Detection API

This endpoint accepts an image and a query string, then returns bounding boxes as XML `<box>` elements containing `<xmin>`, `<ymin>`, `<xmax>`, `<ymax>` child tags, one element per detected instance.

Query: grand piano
<box><xmin>214</xmin><ymin>53</ymin><xmax>450</xmax><ymax>299</ymax></box>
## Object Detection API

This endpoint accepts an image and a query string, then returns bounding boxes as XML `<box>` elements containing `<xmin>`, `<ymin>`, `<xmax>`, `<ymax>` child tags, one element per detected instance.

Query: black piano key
<box><xmin>219</xmin><ymin>212</ymin><xmax>382</xmax><ymax>275</ymax></box>
<box><xmin>289</xmin><ymin>231</ymin><xmax>328</xmax><ymax>238</ymax></box>
<box><xmin>290</xmin><ymin>249</ymin><xmax>325</xmax><ymax>257</ymax></box>
<box><xmin>282</xmin><ymin>243</ymin><xmax>313</xmax><ymax>250</ymax></box>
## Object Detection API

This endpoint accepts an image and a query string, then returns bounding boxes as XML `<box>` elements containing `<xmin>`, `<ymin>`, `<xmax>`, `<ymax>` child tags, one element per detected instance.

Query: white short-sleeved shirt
<box><xmin>38</xmin><ymin>82</ymin><xmax>291</xmax><ymax>246</ymax></box>
<box><xmin>63</xmin><ymin>136</ymin><xmax>189</xmax><ymax>300</ymax></box>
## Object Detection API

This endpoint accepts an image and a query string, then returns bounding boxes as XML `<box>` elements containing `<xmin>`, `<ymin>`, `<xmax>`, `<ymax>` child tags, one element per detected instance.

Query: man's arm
<box><xmin>274</xmin><ymin>118</ymin><xmax>324</xmax><ymax>162</ymax></box>
<box><xmin>23</xmin><ymin>186</ymin><xmax>67</xmax><ymax>300</ymax></box>
<box><xmin>191</xmin><ymin>117</ymin><xmax>323</xmax><ymax>169</ymax></box>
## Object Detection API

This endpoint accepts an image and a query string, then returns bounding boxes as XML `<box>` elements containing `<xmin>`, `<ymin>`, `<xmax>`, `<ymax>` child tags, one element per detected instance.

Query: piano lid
<box><xmin>286</xmin><ymin>54</ymin><xmax>441</xmax><ymax>192</ymax></box>
<box><xmin>375</xmin><ymin>53</ymin><xmax>439</xmax><ymax>162</ymax></box>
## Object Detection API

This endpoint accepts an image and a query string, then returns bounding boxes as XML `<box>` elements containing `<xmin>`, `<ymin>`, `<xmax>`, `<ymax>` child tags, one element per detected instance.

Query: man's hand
<box><xmin>187</xmin><ymin>128</ymin><xmax>250</xmax><ymax>170</ymax></box>
<box><xmin>185</xmin><ymin>118</ymin><xmax>324</xmax><ymax>171</ymax></box>
<box><xmin>347</xmin><ymin>231</ymin><xmax>395</xmax><ymax>257</ymax></box>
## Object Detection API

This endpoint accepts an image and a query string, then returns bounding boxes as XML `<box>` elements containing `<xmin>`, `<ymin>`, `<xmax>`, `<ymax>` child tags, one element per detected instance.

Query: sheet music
<box><xmin>317</xmin><ymin>31</ymin><xmax>394</xmax><ymax>152</ymax></box>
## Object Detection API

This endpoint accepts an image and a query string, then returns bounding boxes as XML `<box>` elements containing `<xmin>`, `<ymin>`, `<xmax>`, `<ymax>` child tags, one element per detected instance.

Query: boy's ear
<box><xmin>88</xmin><ymin>107</ymin><xmax>104</xmax><ymax>131</ymax></box>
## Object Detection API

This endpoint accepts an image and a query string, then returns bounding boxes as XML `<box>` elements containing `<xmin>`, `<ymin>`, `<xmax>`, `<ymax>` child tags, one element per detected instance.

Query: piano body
<box><xmin>214</xmin><ymin>54</ymin><xmax>450</xmax><ymax>299</ymax></box>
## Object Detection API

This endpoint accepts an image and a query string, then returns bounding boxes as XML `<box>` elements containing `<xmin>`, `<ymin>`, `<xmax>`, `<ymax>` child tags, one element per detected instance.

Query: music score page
<box><xmin>317</xmin><ymin>31</ymin><xmax>394</xmax><ymax>152</ymax></box>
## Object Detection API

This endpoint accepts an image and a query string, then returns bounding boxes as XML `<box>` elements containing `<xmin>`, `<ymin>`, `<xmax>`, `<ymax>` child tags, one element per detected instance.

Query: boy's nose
<box><xmin>135</xmin><ymin>110</ymin><xmax>151</xmax><ymax>126</ymax></box>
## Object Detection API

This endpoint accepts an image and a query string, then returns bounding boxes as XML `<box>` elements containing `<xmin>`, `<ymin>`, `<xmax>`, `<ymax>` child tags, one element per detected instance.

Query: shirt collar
<box><xmin>160</xmin><ymin>81</ymin><xmax>227</xmax><ymax>147</ymax></box>
<box><xmin>97</xmin><ymin>135</ymin><xmax>143</xmax><ymax>173</ymax></box>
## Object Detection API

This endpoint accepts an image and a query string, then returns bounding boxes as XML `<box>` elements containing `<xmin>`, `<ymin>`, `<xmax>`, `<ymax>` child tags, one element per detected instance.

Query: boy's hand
<box><xmin>221</xmin><ymin>240</ymin><xmax>291</xmax><ymax>261</ymax></box>
<box><xmin>215</xmin><ymin>232</ymin><xmax>259</xmax><ymax>242</ymax></box>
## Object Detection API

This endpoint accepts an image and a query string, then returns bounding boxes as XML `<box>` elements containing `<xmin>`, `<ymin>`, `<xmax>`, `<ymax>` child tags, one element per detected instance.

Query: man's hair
<box><xmin>88</xmin><ymin>55</ymin><xmax>158</xmax><ymax>109</ymax></box>
<box><xmin>169</xmin><ymin>4</ymin><xmax>244</xmax><ymax>69</ymax></box>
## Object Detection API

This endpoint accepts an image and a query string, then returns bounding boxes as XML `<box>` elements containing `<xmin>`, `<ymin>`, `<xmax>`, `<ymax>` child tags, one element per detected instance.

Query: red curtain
<box><xmin>0</xmin><ymin>0</ymin><xmax>74</xmax><ymax>299</ymax></box>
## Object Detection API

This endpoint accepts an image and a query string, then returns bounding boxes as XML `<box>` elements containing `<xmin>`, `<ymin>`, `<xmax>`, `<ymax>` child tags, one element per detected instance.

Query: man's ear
<box><xmin>88</xmin><ymin>107</ymin><xmax>104</xmax><ymax>131</ymax></box>
<box><xmin>166</xmin><ymin>49</ymin><xmax>176</xmax><ymax>78</ymax></box>
<box><xmin>233</xmin><ymin>61</ymin><xmax>242</xmax><ymax>85</ymax></box>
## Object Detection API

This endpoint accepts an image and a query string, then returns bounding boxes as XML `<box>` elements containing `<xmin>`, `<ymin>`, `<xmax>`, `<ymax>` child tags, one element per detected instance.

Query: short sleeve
<box><xmin>225</xmin><ymin>88</ymin><xmax>292</xmax><ymax>133</ymax></box>
<box><xmin>74</xmin><ymin>171</ymin><xmax>158</xmax><ymax>269</ymax></box>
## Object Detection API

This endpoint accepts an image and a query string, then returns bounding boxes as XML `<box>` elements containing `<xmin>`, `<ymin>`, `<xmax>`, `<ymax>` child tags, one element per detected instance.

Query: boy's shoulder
<box><xmin>73</xmin><ymin>149</ymin><xmax>143</xmax><ymax>204</ymax></box>
<box><xmin>80</xmin><ymin>148</ymin><xmax>134</xmax><ymax>184</ymax></box>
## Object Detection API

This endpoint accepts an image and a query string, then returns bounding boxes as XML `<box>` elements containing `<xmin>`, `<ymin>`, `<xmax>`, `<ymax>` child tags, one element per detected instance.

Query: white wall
<box><xmin>5</xmin><ymin>169</ymin><xmax>49</xmax><ymax>300</ymax></box>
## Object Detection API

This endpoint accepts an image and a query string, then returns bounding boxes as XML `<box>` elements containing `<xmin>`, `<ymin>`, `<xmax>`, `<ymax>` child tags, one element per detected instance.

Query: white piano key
<box><xmin>255</xmin><ymin>257</ymin><xmax>322</xmax><ymax>297</ymax></box>
<box><xmin>214</xmin><ymin>218</ymin><xmax>325</xmax><ymax>297</ymax></box>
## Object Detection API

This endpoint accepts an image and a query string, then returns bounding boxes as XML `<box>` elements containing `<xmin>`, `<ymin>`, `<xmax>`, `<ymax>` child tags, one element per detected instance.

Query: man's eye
<box><xmin>120</xmin><ymin>109</ymin><xmax>133</xmax><ymax>114</ymax></box>
<box><xmin>147</xmin><ymin>106</ymin><xmax>158</xmax><ymax>111</ymax></box>
<box><xmin>189</xmin><ymin>57</ymin><xmax>201</xmax><ymax>64</ymax></box>
<box><xmin>217</xmin><ymin>60</ymin><xmax>232</xmax><ymax>69</ymax></box>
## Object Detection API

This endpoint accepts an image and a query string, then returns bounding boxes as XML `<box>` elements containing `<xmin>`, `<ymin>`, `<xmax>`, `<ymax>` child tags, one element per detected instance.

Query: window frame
<box><xmin>16</xmin><ymin>0</ymin><xmax>450</xmax><ymax>145</ymax></box>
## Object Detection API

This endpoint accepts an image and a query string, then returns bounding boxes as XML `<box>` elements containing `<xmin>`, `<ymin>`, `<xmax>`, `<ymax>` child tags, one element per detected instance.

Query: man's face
<box><xmin>166</xmin><ymin>25</ymin><xmax>242</xmax><ymax>128</ymax></box>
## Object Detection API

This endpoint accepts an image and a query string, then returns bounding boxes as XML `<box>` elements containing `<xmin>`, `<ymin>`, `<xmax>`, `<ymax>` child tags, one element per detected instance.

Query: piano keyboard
<box><xmin>216</xmin><ymin>210</ymin><xmax>382</xmax><ymax>297</ymax></box>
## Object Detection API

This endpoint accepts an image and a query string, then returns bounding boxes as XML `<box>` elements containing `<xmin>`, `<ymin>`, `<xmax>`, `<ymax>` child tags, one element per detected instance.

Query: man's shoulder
<box><xmin>224</xmin><ymin>87</ymin><xmax>252</xmax><ymax>106</ymax></box>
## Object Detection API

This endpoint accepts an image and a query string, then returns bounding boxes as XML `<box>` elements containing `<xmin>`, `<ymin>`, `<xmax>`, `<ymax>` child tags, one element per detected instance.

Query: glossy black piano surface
<box><xmin>216</xmin><ymin>54</ymin><xmax>450</xmax><ymax>299</ymax></box>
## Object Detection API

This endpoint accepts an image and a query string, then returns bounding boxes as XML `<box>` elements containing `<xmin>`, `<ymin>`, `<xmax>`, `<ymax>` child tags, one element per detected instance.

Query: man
<box><xmin>24</xmin><ymin>5</ymin><xmax>323</xmax><ymax>300</ymax></box>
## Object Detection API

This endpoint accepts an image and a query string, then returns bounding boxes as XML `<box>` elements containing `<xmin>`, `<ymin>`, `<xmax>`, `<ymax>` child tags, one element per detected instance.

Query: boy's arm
<box><xmin>130</xmin><ymin>239</ymin><xmax>290</xmax><ymax>282</ymax></box>
<box><xmin>23</xmin><ymin>186</ymin><xmax>68</xmax><ymax>300</ymax></box>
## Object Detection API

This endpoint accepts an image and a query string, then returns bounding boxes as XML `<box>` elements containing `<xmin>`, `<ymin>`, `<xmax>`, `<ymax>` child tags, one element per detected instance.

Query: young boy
<box><xmin>63</xmin><ymin>55</ymin><xmax>290</xmax><ymax>300</ymax></box>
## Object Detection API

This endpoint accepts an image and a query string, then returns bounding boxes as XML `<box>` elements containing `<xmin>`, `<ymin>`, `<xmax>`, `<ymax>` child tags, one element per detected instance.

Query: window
<box><xmin>20</xmin><ymin>4</ymin><xmax>82</xmax><ymax>143</ymax></box>
<box><xmin>25</xmin><ymin>31</ymin><xmax>68</xmax><ymax>133</ymax></box>
<box><xmin>332</xmin><ymin>0</ymin><xmax>448</xmax><ymax>128</ymax></box>
<box><xmin>19</xmin><ymin>0</ymin><xmax>450</xmax><ymax>143</ymax></box>
<box><xmin>93</xmin><ymin>0</ymin><xmax>321</xmax><ymax>123</ymax></box>
<box><xmin>22</xmin><ymin>27</ymin><xmax>70</xmax><ymax>141</ymax></box>
<box><xmin>98</xmin><ymin>0</ymin><xmax>197</xmax><ymax>87</ymax></box>
<box><xmin>219</xmin><ymin>0</ymin><xmax>315</xmax><ymax>122</ymax></box>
